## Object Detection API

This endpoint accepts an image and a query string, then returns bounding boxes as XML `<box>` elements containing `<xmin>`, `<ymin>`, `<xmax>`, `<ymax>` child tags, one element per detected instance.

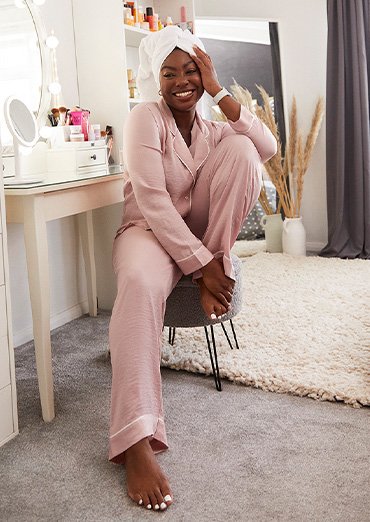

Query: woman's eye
<box><xmin>163</xmin><ymin>73</ymin><xmax>175</xmax><ymax>78</ymax></box>
<box><xmin>186</xmin><ymin>69</ymin><xmax>197</xmax><ymax>74</ymax></box>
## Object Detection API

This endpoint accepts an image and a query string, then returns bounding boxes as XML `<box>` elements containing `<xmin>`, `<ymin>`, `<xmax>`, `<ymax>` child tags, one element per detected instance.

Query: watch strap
<box><xmin>213</xmin><ymin>87</ymin><xmax>231</xmax><ymax>105</ymax></box>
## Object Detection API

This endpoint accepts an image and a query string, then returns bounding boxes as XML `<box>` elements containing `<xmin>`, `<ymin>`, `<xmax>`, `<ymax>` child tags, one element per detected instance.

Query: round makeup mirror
<box><xmin>4</xmin><ymin>95</ymin><xmax>42</xmax><ymax>183</ymax></box>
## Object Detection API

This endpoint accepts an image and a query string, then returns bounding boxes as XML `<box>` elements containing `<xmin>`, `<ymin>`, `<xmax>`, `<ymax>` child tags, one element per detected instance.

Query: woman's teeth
<box><xmin>175</xmin><ymin>91</ymin><xmax>193</xmax><ymax>97</ymax></box>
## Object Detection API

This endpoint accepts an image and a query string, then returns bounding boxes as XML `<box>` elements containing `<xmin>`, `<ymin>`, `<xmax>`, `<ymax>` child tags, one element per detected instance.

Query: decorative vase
<box><xmin>282</xmin><ymin>217</ymin><xmax>306</xmax><ymax>256</ymax></box>
<box><xmin>260</xmin><ymin>213</ymin><xmax>283</xmax><ymax>253</ymax></box>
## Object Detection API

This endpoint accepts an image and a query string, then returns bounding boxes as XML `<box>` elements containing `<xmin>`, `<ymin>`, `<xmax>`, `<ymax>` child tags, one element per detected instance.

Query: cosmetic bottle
<box><xmin>88</xmin><ymin>125</ymin><xmax>95</xmax><ymax>143</ymax></box>
<box><xmin>146</xmin><ymin>7</ymin><xmax>154</xmax><ymax>31</ymax></box>
<box><xmin>179</xmin><ymin>5</ymin><xmax>187</xmax><ymax>31</ymax></box>
<box><xmin>165</xmin><ymin>16</ymin><xmax>173</xmax><ymax>26</ymax></box>
<box><xmin>138</xmin><ymin>6</ymin><xmax>144</xmax><ymax>23</ymax></box>
<box><xmin>152</xmin><ymin>13</ymin><xmax>159</xmax><ymax>31</ymax></box>
<box><xmin>133</xmin><ymin>1</ymin><xmax>140</xmax><ymax>26</ymax></box>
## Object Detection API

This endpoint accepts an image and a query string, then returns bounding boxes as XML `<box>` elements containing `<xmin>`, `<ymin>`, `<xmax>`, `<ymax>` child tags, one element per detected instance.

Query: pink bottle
<box><xmin>70</xmin><ymin>110</ymin><xmax>90</xmax><ymax>141</ymax></box>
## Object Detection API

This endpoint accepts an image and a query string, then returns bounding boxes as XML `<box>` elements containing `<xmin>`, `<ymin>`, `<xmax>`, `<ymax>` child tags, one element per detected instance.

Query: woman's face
<box><xmin>159</xmin><ymin>48</ymin><xmax>204</xmax><ymax>112</ymax></box>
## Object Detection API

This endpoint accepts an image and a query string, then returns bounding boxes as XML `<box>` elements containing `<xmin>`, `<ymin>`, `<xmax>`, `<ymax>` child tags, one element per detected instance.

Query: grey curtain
<box><xmin>320</xmin><ymin>0</ymin><xmax>370</xmax><ymax>259</ymax></box>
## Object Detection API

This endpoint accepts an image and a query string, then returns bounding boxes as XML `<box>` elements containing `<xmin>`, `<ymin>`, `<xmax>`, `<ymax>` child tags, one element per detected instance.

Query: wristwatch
<box><xmin>213</xmin><ymin>87</ymin><xmax>231</xmax><ymax>105</ymax></box>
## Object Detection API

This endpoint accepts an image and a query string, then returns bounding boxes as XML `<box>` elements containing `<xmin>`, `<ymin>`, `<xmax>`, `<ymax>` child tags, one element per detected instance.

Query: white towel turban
<box><xmin>137</xmin><ymin>25</ymin><xmax>206</xmax><ymax>102</ymax></box>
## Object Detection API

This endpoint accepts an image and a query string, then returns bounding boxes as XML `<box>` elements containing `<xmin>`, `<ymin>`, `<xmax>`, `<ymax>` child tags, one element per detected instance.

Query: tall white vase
<box><xmin>260</xmin><ymin>213</ymin><xmax>283</xmax><ymax>253</ymax></box>
<box><xmin>282</xmin><ymin>217</ymin><xmax>306</xmax><ymax>256</ymax></box>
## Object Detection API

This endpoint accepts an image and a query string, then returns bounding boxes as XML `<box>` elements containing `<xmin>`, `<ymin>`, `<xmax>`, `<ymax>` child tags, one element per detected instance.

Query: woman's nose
<box><xmin>176</xmin><ymin>74</ymin><xmax>189</xmax><ymax>87</ymax></box>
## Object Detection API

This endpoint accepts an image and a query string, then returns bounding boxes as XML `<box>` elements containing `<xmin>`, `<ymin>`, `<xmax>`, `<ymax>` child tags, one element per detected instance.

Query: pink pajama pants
<box><xmin>108</xmin><ymin>135</ymin><xmax>262</xmax><ymax>462</ymax></box>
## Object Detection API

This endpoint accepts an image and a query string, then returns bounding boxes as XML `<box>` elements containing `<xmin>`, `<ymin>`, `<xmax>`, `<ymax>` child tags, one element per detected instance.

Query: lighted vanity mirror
<box><xmin>0</xmin><ymin>0</ymin><xmax>50</xmax><ymax>152</ymax></box>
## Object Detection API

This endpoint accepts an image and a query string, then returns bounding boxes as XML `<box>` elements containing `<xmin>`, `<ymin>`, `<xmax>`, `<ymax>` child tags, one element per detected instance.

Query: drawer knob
<box><xmin>90</xmin><ymin>154</ymin><xmax>97</xmax><ymax>160</ymax></box>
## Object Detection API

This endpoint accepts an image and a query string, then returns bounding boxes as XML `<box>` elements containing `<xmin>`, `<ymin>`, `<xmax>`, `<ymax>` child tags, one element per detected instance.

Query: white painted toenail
<box><xmin>138</xmin><ymin>499</ymin><xmax>143</xmax><ymax>505</ymax></box>
<box><xmin>160</xmin><ymin>502</ymin><xmax>167</xmax><ymax>510</ymax></box>
<box><xmin>164</xmin><ymin>495</ymin><xmax>172</xmax><ymax>502</ymax></box>
<box><xmin>210</xmin><ymin>313</ymin><xmax>217</xmax><ymax>320</ymax></box>
<box><xmin>146</xmin><ymin>504</ymin><xmax>152</xmax><ymax>510</ymax></box>
<box><xmin>154</xmin><ymin>504</ymin><xmax>160</xmax><ymax>510</ymax></box>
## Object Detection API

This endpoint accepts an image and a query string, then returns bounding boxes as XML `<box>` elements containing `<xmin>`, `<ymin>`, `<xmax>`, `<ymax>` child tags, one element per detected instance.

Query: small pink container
<box><xmin>70</xmin><ymin>110</ymin><xmax>90</xmax><ymax>140</ymax></box>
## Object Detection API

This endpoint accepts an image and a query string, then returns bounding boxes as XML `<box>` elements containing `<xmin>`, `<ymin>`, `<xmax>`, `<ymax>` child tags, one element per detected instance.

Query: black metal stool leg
<box><xmin>229</xmin><ymin>319</ymin><xmax>240</xmax><ymax>349</ymax></box>
<box><xmin>220</xmin><ymin>322</ymin><xmax>234</xmax><ymax>350</ymax></box>
<box><xmin>168</xmin><ymin>327</ymin><xmax>176</xmax><ymax>345</ymax></box>
<box><xmin>204</xmin><ymin>325</ymin><xmax>222</xmax><ymax>391</ymax></box>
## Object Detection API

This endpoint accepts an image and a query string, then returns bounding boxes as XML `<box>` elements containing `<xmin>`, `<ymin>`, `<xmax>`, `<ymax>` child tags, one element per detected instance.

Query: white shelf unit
<box><xmin>0</xmin><ymin>143</ymin><xmax>18</xmax><ymax>448</ymax></box>
<box><xmin>72</xmin><ymin>0</ymin><xmax>195</xmax><ymax>163</ymax></box>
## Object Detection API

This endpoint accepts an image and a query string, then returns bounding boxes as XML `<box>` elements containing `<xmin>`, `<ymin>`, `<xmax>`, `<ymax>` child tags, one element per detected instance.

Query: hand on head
<box><xmin>191</xmin><ymin>45</ymin><xmax>222</xmax><ymax>98</ymax></box>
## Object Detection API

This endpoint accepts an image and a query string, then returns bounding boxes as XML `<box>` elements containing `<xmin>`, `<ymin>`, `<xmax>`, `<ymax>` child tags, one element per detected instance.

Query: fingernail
<box><xmin>164</xmin><ymin>494</ymin><xmax>172</xmax><ymax>502</ymax></box>
<box><xmin>210</xmin><ymin>313</ymin><xmax>217</xmax><ymax>320</ymax></box>
<box><xmin>138</xmin><ymin>499</ymin><xmax>143</xmax><ymax>505</ymax></box>
<box><xmin>160</xmin><ymin>502</ymin><xmax>167</xmax><ymax>510</ymax></box>
<box><xmin>154</xmin><ymin>504</ymin><xmax>160</xmax><ymax>510</ymax></box>
<box><xmin>146</xmin><ymin>504</ymin><xmax>152</xmax><ymax>510</ymax></box>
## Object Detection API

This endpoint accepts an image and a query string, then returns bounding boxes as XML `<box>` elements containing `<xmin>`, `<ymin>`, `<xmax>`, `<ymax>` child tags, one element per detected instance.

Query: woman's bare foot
<box><xmin>197</xmin><ymin>277</ymin><xmax>228</xmax><ymax>319</ymax></box>
<box><xmin>125</xmin><ymin>438</ymin><xmax>173</xmax><ymax>511</ymax></box>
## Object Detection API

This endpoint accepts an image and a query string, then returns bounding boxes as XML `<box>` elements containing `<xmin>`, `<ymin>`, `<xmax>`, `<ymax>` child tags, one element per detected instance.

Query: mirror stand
<box><xmin>4</xmin><ymin>96</ymin><xmax>44</xmax><ymax>185</ymax></box>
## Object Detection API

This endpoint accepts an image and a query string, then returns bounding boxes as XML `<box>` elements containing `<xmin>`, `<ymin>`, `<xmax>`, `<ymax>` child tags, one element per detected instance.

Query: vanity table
<box><xmin>5</xmin><ymin>172</ymin><xmax>124</xmax><ymax>422</ymax></box>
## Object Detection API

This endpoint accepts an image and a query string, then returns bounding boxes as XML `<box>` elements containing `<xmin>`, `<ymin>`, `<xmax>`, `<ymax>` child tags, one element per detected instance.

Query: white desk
<box><xmin>5</xmin><ymin>172</ymin><xmax>124</xmax><ymax>422</ymax></box>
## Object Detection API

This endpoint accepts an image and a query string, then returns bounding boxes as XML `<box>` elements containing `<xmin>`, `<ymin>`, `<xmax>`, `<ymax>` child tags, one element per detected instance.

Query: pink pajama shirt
<box><xmin>109</xmin><ymin>99</ymin><xmax>276</xmax><ymax>462</ymax></box>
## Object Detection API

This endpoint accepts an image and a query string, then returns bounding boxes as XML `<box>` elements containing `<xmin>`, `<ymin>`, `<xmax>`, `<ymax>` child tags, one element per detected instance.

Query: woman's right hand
<box><xmin>200</xmin><ymin>258</ymin><xmax>234</xmax><ymax>308</ymax></box>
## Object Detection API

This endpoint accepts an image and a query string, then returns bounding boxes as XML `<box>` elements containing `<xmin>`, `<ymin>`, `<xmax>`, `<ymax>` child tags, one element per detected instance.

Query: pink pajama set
<box><xmin>108</xmin><ymin>98</ymin><xmax>277</xmax><ymax>462</ymax></box>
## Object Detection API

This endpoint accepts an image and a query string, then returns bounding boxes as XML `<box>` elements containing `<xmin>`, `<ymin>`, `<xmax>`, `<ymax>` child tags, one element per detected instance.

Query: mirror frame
<box><xmin>1</xmin><ymin>0</ymin><xmax>52</xmax><ymax>154</ymax></box>
<box><xmin>24</xmin><ymin>0</ymin><xmax>52</xmax><ymax>131</ymax></box>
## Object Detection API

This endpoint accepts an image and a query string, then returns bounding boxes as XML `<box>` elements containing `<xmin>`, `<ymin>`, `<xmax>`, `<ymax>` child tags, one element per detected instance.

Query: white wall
<box><xmin>7</xmin><ymin>0</ymin><xmax>87</xmax><ymax>347</ymax></box>
<box><xmin>196</xmin><ymin>0</ymin><xmax>328</xmax><ymax>250</ymax></box>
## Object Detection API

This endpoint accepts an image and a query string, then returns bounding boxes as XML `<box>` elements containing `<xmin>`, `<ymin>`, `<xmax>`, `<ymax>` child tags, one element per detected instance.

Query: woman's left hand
<box><xmin>192</xmin><ymin>45</ymin><xmax>222</xmax><ymax>98</ymax></box>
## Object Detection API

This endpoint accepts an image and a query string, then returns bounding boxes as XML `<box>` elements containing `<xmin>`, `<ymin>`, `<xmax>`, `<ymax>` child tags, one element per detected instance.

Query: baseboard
<box><xmin>13</xmin><ymin>300</ymin><xmax>89</xmax><ymax>348</ymax></box>
<box><xmin>306</xmin><ymin>241</ymin><xmax>326</xmax><ymax>253</ymax></box>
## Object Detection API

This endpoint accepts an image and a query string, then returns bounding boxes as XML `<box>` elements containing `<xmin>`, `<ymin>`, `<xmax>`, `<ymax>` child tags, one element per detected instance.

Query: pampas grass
<box><xmin>225</xmin><ymin>82</ymin><xmax>324</xmax><ymax>217</ymax></box>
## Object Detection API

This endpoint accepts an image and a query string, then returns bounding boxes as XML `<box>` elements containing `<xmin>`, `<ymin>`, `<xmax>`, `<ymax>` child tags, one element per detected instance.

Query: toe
<box><xmin>128</xmin><ymin>491</ymin><xmax>143</xmax><ymax>506</ymax></box>
<box><xmin>141</xmin><ymin>493</ymin><xmax>151</xmax><ymax>510</ymax></box>
<box><xmin>148</xmin><ymin>492</ymin><xmax>159</xmax><ymax>511</ymax></box>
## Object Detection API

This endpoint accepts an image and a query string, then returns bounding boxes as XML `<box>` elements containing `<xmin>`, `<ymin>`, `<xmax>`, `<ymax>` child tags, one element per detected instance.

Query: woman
<box><xmin>109</xmin><ymin>26</ymin><xmax>277</xmax><ymax>512</ymax></box>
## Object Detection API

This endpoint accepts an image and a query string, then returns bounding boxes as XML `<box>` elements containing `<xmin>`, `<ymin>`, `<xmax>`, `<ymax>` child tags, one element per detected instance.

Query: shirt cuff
<box><xmin>176</xmin><ymin>245</ymin><xmax>214</xmax><ymax>275</ymax></box>
<box><xmin>227</xmin><ymin>105</ymin><xmax>256</xmax><ymax>134</ymax></box>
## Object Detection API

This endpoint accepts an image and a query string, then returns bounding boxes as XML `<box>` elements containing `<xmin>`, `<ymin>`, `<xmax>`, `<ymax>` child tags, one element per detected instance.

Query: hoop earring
<box><xmin>158</xmin><ymin>89</ymin><xmax>162</xmax><ymax>96</ymax></box>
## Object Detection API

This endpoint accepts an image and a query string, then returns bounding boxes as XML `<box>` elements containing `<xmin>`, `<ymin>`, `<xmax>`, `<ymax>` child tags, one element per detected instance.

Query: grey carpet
<box><xmin>0</xmin><ymin>311</ymin><xmax>369</xmax><ymax>522</ymax></box>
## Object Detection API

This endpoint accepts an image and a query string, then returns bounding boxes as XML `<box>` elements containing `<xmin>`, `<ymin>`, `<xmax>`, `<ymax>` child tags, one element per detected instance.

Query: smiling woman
<box><xmin>108</xmin><ymin>24</ymin><xmax>277</xmax><ymax>514</ymax></box>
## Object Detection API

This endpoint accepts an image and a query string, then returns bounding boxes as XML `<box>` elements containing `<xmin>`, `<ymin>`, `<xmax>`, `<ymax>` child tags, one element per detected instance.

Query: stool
<box><xmin>163</xmin><ymin>254</ymin><xmax>243</xmax><ymax>391</ymax></box>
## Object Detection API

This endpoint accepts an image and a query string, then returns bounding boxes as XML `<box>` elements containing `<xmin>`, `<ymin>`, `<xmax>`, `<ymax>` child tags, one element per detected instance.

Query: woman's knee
<box><xmin>218</xmin><ymin>134</ymin><xmax>261</xmax><ymax>164</ymax></box>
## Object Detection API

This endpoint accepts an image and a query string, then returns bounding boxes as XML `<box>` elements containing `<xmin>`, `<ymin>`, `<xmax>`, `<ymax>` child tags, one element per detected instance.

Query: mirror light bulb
<box><xmin>46</xmin><ymin>33</ymin><xmax>59</xmax><ymax>49</ymax></box>
<box><xmin>33</xmin><ymin>0</ymin><xmax>46</xmax><ymax>5</ymax></box>
<box><xmin>48</xmin><ymin>82</ymin><xmax>62</xmax><ymax>94</ymax></box>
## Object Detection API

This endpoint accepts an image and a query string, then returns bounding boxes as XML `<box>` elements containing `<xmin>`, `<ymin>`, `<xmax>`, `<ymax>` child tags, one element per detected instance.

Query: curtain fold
<box><xmin>321</xmin><ymin>0</ymin><xmax>370</xmax><ymax>259</ymax></box>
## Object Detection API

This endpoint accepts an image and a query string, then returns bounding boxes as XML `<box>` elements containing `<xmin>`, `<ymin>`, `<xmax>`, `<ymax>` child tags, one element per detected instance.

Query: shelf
<box><xmin>128</xmin><ymin>98</ymin><xmax>144</xmax><ymax>104</ymax></box>
<box><xmin>124</xmin><ymin>25</ymin><xmax>151</xmax><ymax>47</ymax></box>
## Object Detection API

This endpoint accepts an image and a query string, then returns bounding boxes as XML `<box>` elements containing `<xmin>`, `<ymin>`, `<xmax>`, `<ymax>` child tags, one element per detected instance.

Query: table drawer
<box><xmin>0</xmin><ymin>385</ymin><xmax>14</xmax><ymax>443</ymax></box>
<box><xmin>0</xmin><ymin>336</ymin><xmax>10</xmax><ymax>390</ymax></box>
<box><xmin>0</xmin><ymin>286</ymin><xmax>7</xmax><ymax>339</ymax></box>
<box><xmin>0</xmin><ymin>234</ymin><xmax>4</xmax><ymax>286</ymax></box>
<box><xmin>76</xmin><ymin>148</ymin><xmax>106</xmax><ymax>169</ymax></box>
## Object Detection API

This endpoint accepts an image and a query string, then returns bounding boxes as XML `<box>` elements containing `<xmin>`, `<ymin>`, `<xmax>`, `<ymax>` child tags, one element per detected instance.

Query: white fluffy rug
<box><xmin>161</xmin><ymin>253</ymin><xmax>370</xmax><ymax>407</ymax></box>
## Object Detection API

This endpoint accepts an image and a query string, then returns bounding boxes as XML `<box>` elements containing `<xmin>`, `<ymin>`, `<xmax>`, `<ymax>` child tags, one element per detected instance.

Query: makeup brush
<box><xmin>58</xmin><ymin>106</ymin><xmax>68</xmax><ymax>126</ymax></box>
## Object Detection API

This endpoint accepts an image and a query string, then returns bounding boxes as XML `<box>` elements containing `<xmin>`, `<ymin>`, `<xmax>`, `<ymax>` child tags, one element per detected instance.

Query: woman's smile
<box><xmin>173</xmin><ymin>89</ymin><xmax>195</xmax><ymax>99</ymax></box>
